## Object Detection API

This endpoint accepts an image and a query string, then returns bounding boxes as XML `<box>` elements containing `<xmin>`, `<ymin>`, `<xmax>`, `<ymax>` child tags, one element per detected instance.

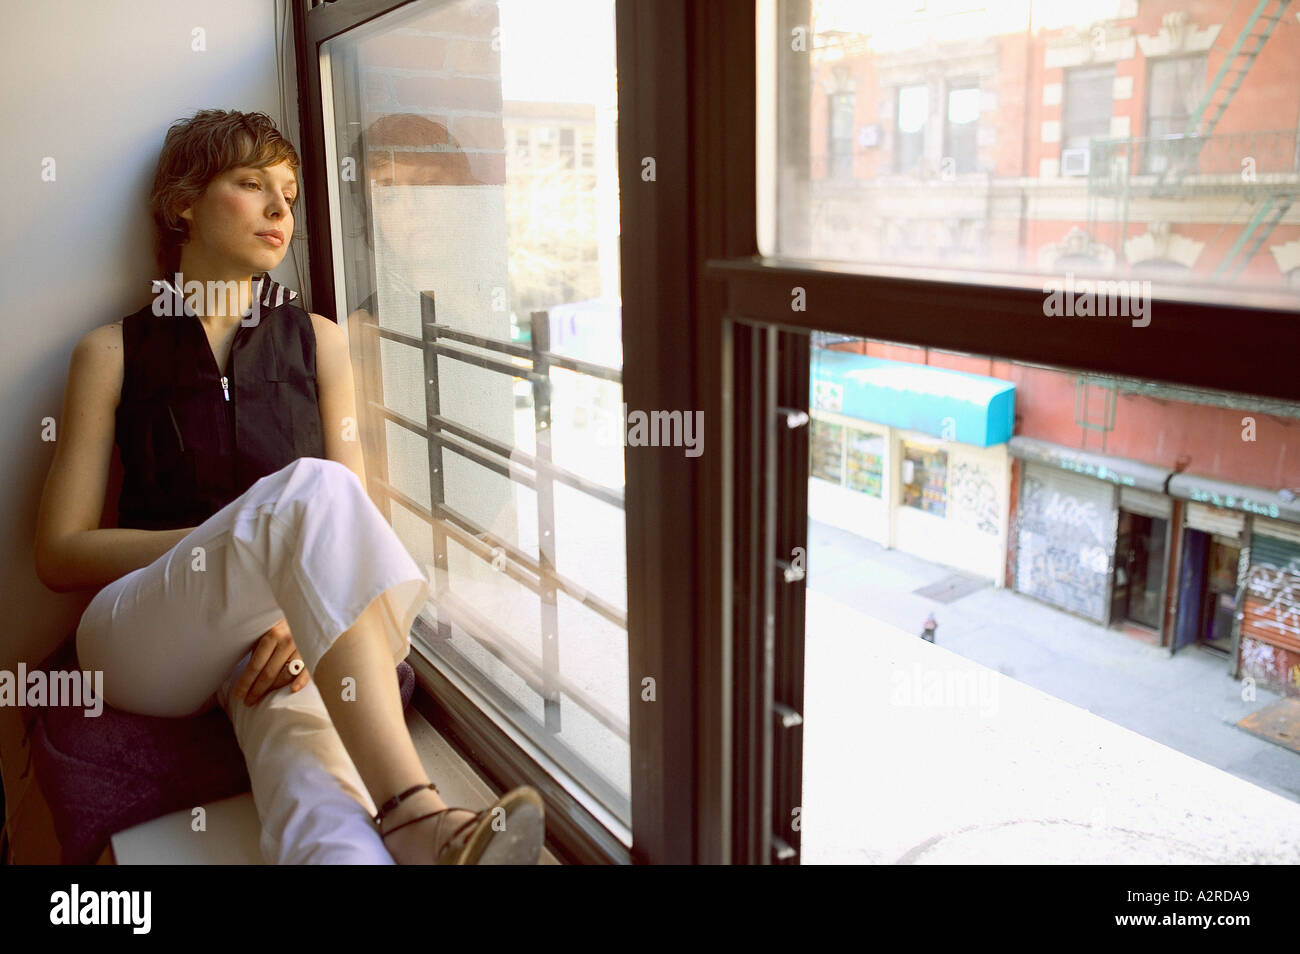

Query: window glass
<box><xmin>1143</xmin><ymin>54</ymin><xmax>1208</xmax><ymax>174</ymax></box>
<box><xmin>846</xmin><ymin>428</ymin><xmax>885</xmax><ymax>496</ymax></box>
<box><xmin>1061</xmin><ymin>64</ymin><xmax>1114</xmax><ymax>156</ymax></box>
<box><xmin>944</xmin><ymin>82</ymin><xmax>980</xmax><ymax>174</ymax></box>
<box><xmin>810</xmin><ymin>418</ymin><xmax>845</xmax><ymax>483</ymax></box>
<box><xmin>895</xmin><ymin>83</ymin><xmax>929</xmax><ymax>174</ymax></box>
<box><xmin>902</xmin><ymin>441</ymin><xmax>948</xmax><ymax>516</ymax></box>
<box><xmin>323</xmin><ymin>0</ymin><xmax>629</xmax><ymax>829</ymax></box>
<box><xmin>802</xmin><ymin>332</ymin><xmax>1300</xmax><ymax>862</ymax></box>
<box><xmin>771</xmin><ymin>1</ymin><xmax>1300</xmax><ymax>293</ymax></box>
<box><xmin>829</xmin><ymin>91</ymin><xmax>855</xmax><ymax>178</ymax></box>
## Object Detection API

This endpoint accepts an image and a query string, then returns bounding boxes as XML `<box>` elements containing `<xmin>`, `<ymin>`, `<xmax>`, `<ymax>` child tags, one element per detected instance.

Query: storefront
<box><xmin>1167</xmin><ymin>474</ymin><xmax>1300</xmax><ymax>695</ymax></box>
<box><xmin>1008</xmin><ymin>438</ymin><xmax>1172</xmax><ymax>627</ymax></box>
<box><xmin>1170</xmin><ymin>500</ymin><xmax>1247</xmax><ymax>656</ymax></box>
<box><xmin>808</xmin><ymin>349</ymin><xmax>1015</xmax><ymax>584</ymax></box>
<box><xmin>1241</xmin><ymin>517</ymin><xmax>1300</xmax><ymax>696</ymax></box>
<box><xmin>1111</xmin><ymin>487</ymin><xmax>1174</xmax><ymax>632</ymax></box>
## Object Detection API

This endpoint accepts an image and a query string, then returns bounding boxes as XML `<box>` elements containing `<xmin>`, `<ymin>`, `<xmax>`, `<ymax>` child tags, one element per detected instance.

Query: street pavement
<box><xmin>805</xmin><ymin>516</ymin><xmax>1300</xmax><ymax>816</ymax></box>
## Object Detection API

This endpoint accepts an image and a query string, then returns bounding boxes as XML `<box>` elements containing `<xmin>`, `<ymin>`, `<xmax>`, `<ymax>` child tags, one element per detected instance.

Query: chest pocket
<box><xmin>240</xmin><ymin>363</ymin><xmax>324</xmax><ymax>471</ymax></box>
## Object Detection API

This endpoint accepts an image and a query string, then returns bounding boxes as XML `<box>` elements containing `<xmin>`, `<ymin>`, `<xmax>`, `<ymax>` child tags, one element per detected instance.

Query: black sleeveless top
<box><xmin>114</xmin><ymin>274</ymin><xmax>327</xmax><ymax>531</ymax></box>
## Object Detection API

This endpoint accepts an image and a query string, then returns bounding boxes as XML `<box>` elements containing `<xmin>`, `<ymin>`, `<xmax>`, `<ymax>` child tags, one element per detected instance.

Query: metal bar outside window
<box><xmin>347</xmin><ymin>290</ymin><xmax>629</xmax><ymax>747</ymax></box>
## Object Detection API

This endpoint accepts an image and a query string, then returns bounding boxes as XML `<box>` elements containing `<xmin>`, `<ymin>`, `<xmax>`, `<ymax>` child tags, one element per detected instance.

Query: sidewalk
<box><xmin>807</xmin><ymin>517</ymin><xmax>1300</xmax><ymax>806</ymax></box>
<box><xmin>802</xmin><ymin>588</ymin><xmax>1300</xmax><ymax>863</ymax></box>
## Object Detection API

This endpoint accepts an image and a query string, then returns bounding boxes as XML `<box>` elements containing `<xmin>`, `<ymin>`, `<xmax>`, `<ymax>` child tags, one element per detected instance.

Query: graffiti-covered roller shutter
<box><xmin>1015</xmin><ymin>462</ymin><xmax>1117</xmax><ymax>622</ymax></box>
<box><xmin>1243</xmin><ymin>520</ymin><xmax>1300</xmax><ymax>655</ymax></box>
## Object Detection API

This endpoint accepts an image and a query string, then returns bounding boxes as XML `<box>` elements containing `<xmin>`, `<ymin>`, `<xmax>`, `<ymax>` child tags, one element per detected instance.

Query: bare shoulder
<box><xmin>78</xmin><ymin>320</ymin><xmax>123</xmax><ymax>352</ymax></box>
<box><xmin>308</xmin><ymin>312</ymin><xmax>353</xmax><ymax>387</ymax></box>
<box><xmin>70</xmin><ymin>321</ymin><xmax>124</xmax><ymax>404</ymax></box>
<box><xmin>308</xmin><ymin>312</ymin><xmax>347</xmax><ymax>353</ymax></box>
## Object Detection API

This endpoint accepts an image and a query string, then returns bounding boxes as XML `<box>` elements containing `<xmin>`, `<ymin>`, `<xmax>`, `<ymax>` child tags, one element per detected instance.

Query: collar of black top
<box><xmin>151</xmin><ymin>272</ymin><xmax>299</xmax><ymax>319</ymax></box>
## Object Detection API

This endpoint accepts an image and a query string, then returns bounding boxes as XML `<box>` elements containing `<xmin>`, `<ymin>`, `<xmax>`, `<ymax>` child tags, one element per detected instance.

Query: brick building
<box><xmin>802</xmin><ymin>1</ymin><xmax>1300</xmax><ymax>696</ymax></box>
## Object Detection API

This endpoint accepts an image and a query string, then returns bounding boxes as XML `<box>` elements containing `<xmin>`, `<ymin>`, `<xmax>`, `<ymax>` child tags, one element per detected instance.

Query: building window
<box><xmin>895</xmin><ymin>83</ymin><xmax>928</xmax><ymax>174</ymax></box>
<box><xmin>1143</xmin><ymin>54</ymin><xmax>1208</xmax><ymax>173</ymax></box>
<box><xmin>944</xmin><ymin>80</ymin><xmax>980</xmax><ymax>174</ymax></box>
<box><xmin>535</xmin><ymin>125</ymin><xmax>556</xmax><ymax>163</ymax></box>
<box><xmin>1061</xmin><ymin>64</ymin><xmax>1114</xmax><ymax>174</ymax></box>
<box><xmin>845</xmin><ymin>428</ymin><xmax>884</xmax><ymax>497</ymax></box>
<box><xmin>515</xmin><ymin>129</ymin><xmax>530</xmax><ymax>161</ymax></box>
<box><xmin>810</xmin><ymin>418</ymin><xmax>845</xmax><ymax>483</ymax></box>
<box><xmin>828</xmin><ymin>91</ymin><xmax>855</xmax><ymax>179</ymax></box>
<box><xmin>560</xmin><ymin>127</ymin><xmax>575</xmax><ymax>169</ymax></box>
<box><xmin>901</xmin><ymin>441</ymin><xmax>947</xmax><ymax>517</ymax></box>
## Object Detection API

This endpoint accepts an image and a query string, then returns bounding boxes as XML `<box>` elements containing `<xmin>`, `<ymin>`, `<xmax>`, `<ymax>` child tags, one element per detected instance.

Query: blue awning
<box><xmin>810</xmin><ymin>348</ymin><xmax>1015</xmax><ymax>447</ymax></box>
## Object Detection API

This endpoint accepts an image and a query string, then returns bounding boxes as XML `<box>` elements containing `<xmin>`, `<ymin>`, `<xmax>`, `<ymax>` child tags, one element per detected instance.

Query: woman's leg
<box><xmin>312</xmin><ymin>596</ymin><xmax>477</xmax><ymax>864</ymax></box>
<box><xmin>216</xmin><ymin>649</ymin><xmax>398</xmax><ymax>864</ymax></box>
<box><xmin>76</xmin><ymin>455</ymin><xmax>470</xmax><ymax>863</ymax></box>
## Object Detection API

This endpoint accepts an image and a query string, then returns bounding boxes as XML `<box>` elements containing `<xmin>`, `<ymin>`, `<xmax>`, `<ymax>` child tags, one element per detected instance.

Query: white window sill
<box><xmin>108</xmin><ymin>706</ymin><xmax>557</xmax><ymax>865</ymax></box>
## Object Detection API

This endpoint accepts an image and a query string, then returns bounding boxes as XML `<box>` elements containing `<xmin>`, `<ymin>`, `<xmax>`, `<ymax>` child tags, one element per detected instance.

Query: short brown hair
<box><xmin>149</xmin><ymin>109</ymin><xmax>301</xmax><ymax>277</ymax></box>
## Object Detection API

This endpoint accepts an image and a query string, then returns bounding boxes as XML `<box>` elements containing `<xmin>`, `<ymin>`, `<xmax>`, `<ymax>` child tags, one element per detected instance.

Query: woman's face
<box><xmin>178</xmin><ymin>160</ymin><xmax>297</xmax><ymax>274</ymax></box>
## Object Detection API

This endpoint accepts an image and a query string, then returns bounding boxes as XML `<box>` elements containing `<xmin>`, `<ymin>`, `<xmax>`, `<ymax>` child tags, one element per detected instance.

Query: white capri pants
<box><xmin>76</xmin><ymin>456</ymin><xmax>431</xmax><ymax>864</ymax></box>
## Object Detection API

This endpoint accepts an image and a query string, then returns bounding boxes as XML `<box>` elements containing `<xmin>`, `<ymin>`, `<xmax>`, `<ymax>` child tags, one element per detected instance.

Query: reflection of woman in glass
<box><xmin>343</xmin><ymin>113</ymin><xmax>483</xmax><ymax>325</ymax></box>
<box><xmin>34</xmin><ymin>109</ymin><xmax>542</xmax><ymax>864</ymax></box>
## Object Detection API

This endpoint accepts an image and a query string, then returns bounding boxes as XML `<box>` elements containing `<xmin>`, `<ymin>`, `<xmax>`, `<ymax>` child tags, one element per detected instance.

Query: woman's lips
<box><xmin>257</xmin><ymin>233</ymin><xmax>284</xmax><ymax>246</ymax></box>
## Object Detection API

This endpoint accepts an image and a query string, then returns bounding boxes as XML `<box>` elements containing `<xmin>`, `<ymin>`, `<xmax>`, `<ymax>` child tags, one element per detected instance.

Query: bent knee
<box><xmin>293</xmin><ymin>456</ymin><xmax>360</xmax><ymax>490</ymax></box>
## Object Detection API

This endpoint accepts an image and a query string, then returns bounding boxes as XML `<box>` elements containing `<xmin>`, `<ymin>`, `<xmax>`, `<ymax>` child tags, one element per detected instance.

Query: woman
<box><xmin>32</xmin><ymin>109</ymin><xmax>544</xmax><ymax>865</ymax></box>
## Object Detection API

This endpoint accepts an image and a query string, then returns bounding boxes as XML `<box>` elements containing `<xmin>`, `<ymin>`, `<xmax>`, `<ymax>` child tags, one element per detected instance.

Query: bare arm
<box><xmin>33</xmin><ymin>323</ymin><xmax>196</xmax><ymax>594</ymax></box>
<box><xmin>310</xmin><ymin>312</ymin><xmax>369</xmax><ymax>490</ymax></box>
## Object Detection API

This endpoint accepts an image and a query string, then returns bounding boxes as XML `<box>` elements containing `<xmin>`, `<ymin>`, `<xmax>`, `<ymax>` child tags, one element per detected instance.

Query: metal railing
<box><xmin>347</xmin><ymin>291</ymin><xmax>627</xmax><ymax>745</ymax></box>
<box><xmin>1088</xmin><ymin>130</ymin><xmax>1300</xmax><ymax>198</ymax></box>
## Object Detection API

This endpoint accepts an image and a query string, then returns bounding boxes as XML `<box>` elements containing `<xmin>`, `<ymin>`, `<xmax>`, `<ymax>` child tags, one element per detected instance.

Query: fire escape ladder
<box><xmin>1187</xmin><ymin>0</ymin><xmax>1291</xmax><ymax>139</ymax></box>
<box><xmin>1214</xmin><ymin>195</ymin><xmax>1295</xmax><ymax>279</ymax></box>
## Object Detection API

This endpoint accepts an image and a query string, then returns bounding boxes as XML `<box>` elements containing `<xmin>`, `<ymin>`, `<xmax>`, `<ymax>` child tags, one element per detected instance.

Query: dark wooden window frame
<box><xmin>292</xmin><ymin>0</ymin><xmax>711</xmax><ymax>865</ymax></box>
<box><xmin>704</xmin><ymin>0</ymin><xmax>1300</xmax><ymax>867</ymax></box>
<box><xmin>295</xmin><ymin>0</ymin><xmax>1299</xmax><ymax>867</ymax></box>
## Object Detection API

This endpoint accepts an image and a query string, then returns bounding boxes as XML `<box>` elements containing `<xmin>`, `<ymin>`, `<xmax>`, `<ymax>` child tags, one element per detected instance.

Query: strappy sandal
<box><xmin>374</xmin><ymin>782</ymin><xmax>546</xmax><ymax>865</ymax></box>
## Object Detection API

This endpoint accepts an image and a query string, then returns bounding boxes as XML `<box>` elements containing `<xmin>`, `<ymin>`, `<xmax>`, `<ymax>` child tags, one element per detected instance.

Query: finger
<box><xmin>246</xmin><ymin>655</ymin><xmax>295</xmax><ymax>705</ymax></box>
<box><xmin>273</xmin><ymin>655</ymin><xmax>304</xmax><ymax>690</ymax></box>
<box><xmin>245</xmin><ymin>640</ymin><xmax>297</xmax><ymax>705</ymax></box>
<box><xmin>232</xmin><ymin>634</ymin><xmax>280</xmax><ymax>702</ymax></box>
<box><xmin>269</xmin><ymin>656</ymin><xmax>308</xmax><ymax>696</ymax></box>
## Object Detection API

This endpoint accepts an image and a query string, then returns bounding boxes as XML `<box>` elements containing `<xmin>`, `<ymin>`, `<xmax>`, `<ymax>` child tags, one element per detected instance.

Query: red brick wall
<box><xmin>357</xmin><ymin>3</ymin><xmax>505</xmax><ymax>186</ymax></box>
<box><xmin>808</xmin><ymin>3</ymin><xmax>1300</xmax><ymax>282</ymax></box>
<box><xmin>826</xmin><ymin>340</ymin><xmax>1300</xmax><ymax>489</ymax></box>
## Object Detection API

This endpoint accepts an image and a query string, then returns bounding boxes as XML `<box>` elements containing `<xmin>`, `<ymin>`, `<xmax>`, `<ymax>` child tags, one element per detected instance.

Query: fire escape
<box><xmin>1086</xmin><ymin>0</ymin><xmax>1296</xmax><ymax>279</ymax></box>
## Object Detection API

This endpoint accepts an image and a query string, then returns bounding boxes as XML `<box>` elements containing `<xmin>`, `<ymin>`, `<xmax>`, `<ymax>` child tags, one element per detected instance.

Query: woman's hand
<box><xmin>232</xmin><ymin>618</ymin><xmax>311</xmax><ymax>706</ymax></box>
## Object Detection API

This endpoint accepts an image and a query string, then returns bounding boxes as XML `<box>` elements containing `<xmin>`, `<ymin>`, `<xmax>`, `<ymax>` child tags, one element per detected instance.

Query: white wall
<box><xmin>0</xmin><ymin>0</ymin><xmax>307</xmax><ymax>862</ymax></box>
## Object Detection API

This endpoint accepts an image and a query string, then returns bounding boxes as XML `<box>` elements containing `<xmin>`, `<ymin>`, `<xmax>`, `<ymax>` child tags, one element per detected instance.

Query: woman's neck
<box><xmin>171</xmin><ymin>254</ymin><xmax>258</xmax><ymax>322</ymax></box>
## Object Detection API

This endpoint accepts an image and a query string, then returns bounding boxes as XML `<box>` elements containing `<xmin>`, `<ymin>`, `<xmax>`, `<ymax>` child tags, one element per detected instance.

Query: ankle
<box><xmin>377</xmin><ymin>785</ymin><xmax>445</xmax><ymax>836</ymax></box>
<box><xmin>383</xmin><ymin>804</ymin><xmax>478</xmax><ymax>865</ymax></box>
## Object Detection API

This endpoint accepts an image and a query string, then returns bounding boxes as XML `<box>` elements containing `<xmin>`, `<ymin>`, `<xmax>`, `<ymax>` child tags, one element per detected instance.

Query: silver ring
<box><xmin>287</xmin><ymin>658</ymin><xmax>305</xmax><ymax>676</ymax></box>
